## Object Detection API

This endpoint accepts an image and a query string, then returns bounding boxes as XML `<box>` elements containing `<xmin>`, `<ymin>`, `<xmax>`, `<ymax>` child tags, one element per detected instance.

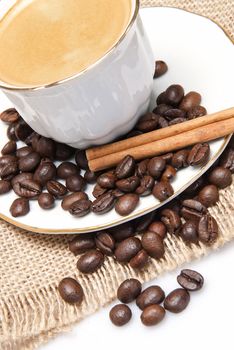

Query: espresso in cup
<box><xmin>0</xmin><ymin>0</ymin><xmax>132</xmax><ymax>87</ymax></box>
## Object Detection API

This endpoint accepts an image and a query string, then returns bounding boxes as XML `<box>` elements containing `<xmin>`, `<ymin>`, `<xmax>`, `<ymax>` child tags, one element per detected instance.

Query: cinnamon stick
<box><xmin>86</xmin><ymin>107</ymin><xmax>234</xmax><ymax>161</ymax></box>
<box><xmin>88</xmin><ymin>116</ymin><xmax>234</xmax><ymax>172</ymax></box>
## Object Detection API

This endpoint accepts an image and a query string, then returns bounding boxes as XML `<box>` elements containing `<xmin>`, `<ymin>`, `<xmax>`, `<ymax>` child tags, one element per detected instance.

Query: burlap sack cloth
<box><xmin>0</xmin><ymin>1</ymin><xmax>233</xmax><ymax>349</ymax></box>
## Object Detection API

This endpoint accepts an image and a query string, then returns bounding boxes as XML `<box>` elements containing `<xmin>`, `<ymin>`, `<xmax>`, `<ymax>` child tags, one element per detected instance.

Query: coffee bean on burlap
<box><xmin>148</xmin><ymin>221</ymin><xmax>167</xmax><ymax>239</ymax></box>
<box><xmin>109</xmin><ymin>222</ymin><xmax>135</xmax><ymax>242</ymax></box>
<box><xmin>198</xmin><ymin>184</ymin><xmax>219</xmax><ymax>207</ymax></box>
<box><xmin>141</xmin><ymin>231</ymin><xmax>164</xmax><ymax>259</ymax></box>
<box><xmin>117</xmin><ymin>278</ymin><xmax>142</xmax><ymax>303</ymax></box>
<box><xmin>77</xmin><ymin>249</ymin><xmax>104</xmax><ymax>273</ymax></box>
<box><xmin>161</xmin><ymin>209</ymin><xmax>182</xmax><ymax>234</ymax></box>
<box><xmin>69</xmin><ymin>234</ymin><xmax>96</xmax><ymax>255</ymax></box>
<box><xmin>180</xmin><ymin>221</ymin><xmax>198</xmax><ymax>244</ymax></box>
<box><xmin>58</xmin><ymin>277</ymin><xmax>84</xmax><ymax>305</ymax></box>
<box><xmin>129</xmin><ymin>250</ymin><xmax>149</xmax><ymax>269</ymax></box>
<box><xmin>114</xmin><ymin>237</ymin><xmax>142</xmax><ymax>263</ymax></box>
<box><xmin>219</xmin><ymin>147</ymin><xmax>234</xmax><ymax>173</ymax></box>
<box><xmin>134</xmin><ymin>211</ymin><xmax>156</xmax><ymax>234</ymax></box>
<box><xmin>181</xmin><ymin>199</ymin><xmax>207</xmax><ymax>222</ymax></box>
<box><xmin>208</xmin><ymin>166</ymin><xmax>232</xmax><ymax>189</ymax></box>
<box><xmin>198</xmin><ymin>214</ymin><xmax>219</xmax><ymax>245</ymax></box>
<box><xmin>95</xmin><ymin>231</ymin><xmax>115</xmax><ymax>256</ymax></box>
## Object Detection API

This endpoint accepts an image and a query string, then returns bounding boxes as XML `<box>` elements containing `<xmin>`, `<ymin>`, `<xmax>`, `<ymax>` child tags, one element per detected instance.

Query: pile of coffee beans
<box><xmin>109</xmin><ymin>268</ymin><xmax>204</xmax><ymax>326</ymax></box>
<box><xmin>0</xmin><ymin>60</ymin><xmax>219</xmax><ymax>218</ymax></box>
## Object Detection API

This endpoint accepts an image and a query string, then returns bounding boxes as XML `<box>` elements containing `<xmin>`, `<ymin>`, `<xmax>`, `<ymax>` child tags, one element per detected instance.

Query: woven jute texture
<box><xmin>0</xmin><ymin>1</ymin><xmax>233</xmax><ymax>349</ymax></box>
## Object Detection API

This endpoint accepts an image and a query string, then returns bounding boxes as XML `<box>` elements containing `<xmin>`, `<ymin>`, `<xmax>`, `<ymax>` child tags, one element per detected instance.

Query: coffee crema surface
<box><xmin>0</xmin><ymin>0</ymin><xmax>132</xmax><ymax>87</ymax></box>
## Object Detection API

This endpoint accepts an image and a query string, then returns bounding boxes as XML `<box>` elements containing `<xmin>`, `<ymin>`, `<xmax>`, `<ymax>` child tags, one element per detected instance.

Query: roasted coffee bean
<box><xmin>19</xmin><ymin>152</ymin><xmax>41</xmax><ymax>172</ymax></box>
<box><xmin>153</xmin><ymin>104</ymin><xmax>172</xmax><ymax>116</ymax></box>
<box><xmin>55</xmin><ymin>142</ymin><xmax>75</xmax><ymax>161</ymax></box>
<box><xmin>115</xmin><ymin>155</ymin><xmax>135</xmax><ymax>179</ymax></box>
<box><xmin>187</xmin><ymin>105</ymin><xmax>207</xmax><ymax>119</ymax></box>
<box><xmin>0</xmin><ymin>180</ymin><xmax>11</xmax><ymax>194</ymax></box>
<box><xmin>164</xmin><ymin>84</ymin><xmax>184</xmax><ymax>106</ymax></box>
<box><xmin>164</xmin><ymin>108</ymin><xmax>186</xmax><ymax>120</ymax></box>
<box><xmin>0</xmin><ymin>162</ymin><xmax>18</xmax><ymax>180</ymax></box>
<box><xmin>62</xmin><ymin>192</ymin><xmax>88</xmax><ymax>211</ymax></box>
<box><xmin>84</xmin><ymin>170</ymin><xmax>98</xmax><ymax>184</ymax></box>
<box><xmin>92</xmin><ymin>192</ymin><xmax>116</xmax><ymax>214</ymax></box>
<box><xmin>154</xmin><ymin>60</ymin><xmax>168</xmax><ymax>78</ymax></box>
<box><xmin>114</xmin><ymin>237</ymin><xmax>142</xmax><ymax>262</ymax></box>
<box><xmin>135</xmin><ymin>159</ymin><xmax>149</xmax><ymax>177</ymax></box>
<box><xmin>208</xmin><ymin>166</ymin><xmax>232</xmax><ymax>189</ymax></box>
<box><xmin>66</xmin><ymin>174</ymin><xmax>86</xmax><ymax>192</ymax></box>
<box><xmin>13</xmin><ymin>179</ymin><xmax>41</xmax><ymax>198</ymax></box>
<box><xmin>171</xmin><ymin>149</ymin><xmax>189</xmax><ymax>169</ymax></box>
<box><xmin>181</xmin><ymin>199</ymin><xmax>207</xmax><ymax>222</ymax></box>
<box><xmin>112</xmin><ymin>188</ymin><xmax>124</xmax><ymax>198</ymax></box>
<box><xmin>58</xmin><ymin>277</ymin><xmax>84</xmax><ymax>305</ymax></box>
<box><xmin>75</xmin><ymin>150</ymin><xmax>89</xmax><ymax>170</ymax></box>
<box><xmin>92</xmin><ymin>183</ymin><xmax>107</xmax><ymax>198</ymax></box>
<box><xmin>161</xmin><ymin>209</ymin><xmax>182</xmax><ymax>234</ymax></box>
<box><xmin>147</xmin><ymin>157</ymin><xmax>166</xmax><ymax>179</ymax></box>
<box><xmin>14</xmin><ymin>120</ymin><xmax>33</xmax><ymax>141</ymax></box>
<box><xmin>10</xmin><ymin>198</ymin><xmax>30</xmax><ymax>217</ymax></box>
<box><xmin>164</xmin><ymin>288</ymin><xmax>190</xmax><ymax>313</ymax></box>
<box><xmin>116</xmin><ymin>176</ymin><xmax>140</xmax><ymax>193</ymax></box>
<box><xmin>16</xmin><ymin>146</ymin><xmax>33</xmax><ymax>158</ymax></box>
<box><xmin>136</xmin><ymin>113</ymin><xmax>159</xmax><ymax>132</ymax></box>
<box><xmin>97</xmin><ymin>172</ymin><xmax>116</xmax><ymax>189</ymax></box>
<box><xmin>198</xmin><ymin>214</ymin><xmax>218</xmax><ymax>245</ymax></box>
<box><xmin>161</xmin><ymin>152</ymin><xmax>173</xmax><ymax>164</ymax></box>
<box><xmin>156</xmin><ymin>91</ymin><xmax>167</xmax><ymax>105</ymax></box>
<box><xmin>180</xmin><ymin>221</ymin><xmax>198</xmax><ymax>243</ymax></box>
<box><xmin>126</xmin><ymin>129</ymin><xmax>143</xmax><ymax>138</ymax></box>
<box><xmin>0</xmin><ymin>108</ymin><xmax>20</xmax><ymax>124</ymax></box>
<box><xmin>0</xmin><ymin>155</ymin><xmax>18</xmax><ymax>166</ymax></box>
<box><xmin>184</xmin><ymin>177</ymin><xmax>205</xmax><ymax>197</ymax></box>
<box><xmin>198</xmin><ymin>184</ymin><xmax>219</xmax><ymax>207</ymax></box>
<box><xmin>109</xmin><ymin>304</ymin><xmax>132</xmax><ymax>326</ymax></box>
<box><xmin>35</xmin><ymin>136</ymin><xmax>56</xmax><ymax>159</ymax></box>
<box><xmin>177</xmin><ymin>269</ymin><xmax>204</xmax><ymax>291</ymax></box>
<box><xmin>77</xmin><ymin>249</ymin><xmax>104</xmax><ymax>273</ymax></box>
<box><xmin>109</xmin><ymin>222</ymin><xmax>135</xmax><ymax>242</ymax></box>
<box><xmin>136</xmin><ymin>286</ymin><xmax>165</xmax><ymax>310</ymax></box>
<box><xmin>188</xmin><ymin>143</ymin><xmax>210</xmax><ymax>166</ymax></box>
<box><xmin>141</xmin><ymin>231</ymin><xmax>164</xmax><ymax>259</ymax></box>
<box><xmin>46</xmin><ymin>180</ymin><xmax>67</xmax><ymax>198</ymax></box>
<box><xmin>95</xmin><ymin>231</ymin><xmax>115</xmax><ymax>256</ymax></box>
<box><xmin>129</xmin><ymin>250</ymin><xmax>149</xmax><ymax>269</ymax></box>
<box><xmin>169</xmin><ymin>117</ymin><xmax>187</xmax><ymax>125</ymax></box>
<box><xmin>161</xmin><ymin>165</ymin><xmax>177</xmax><ymax>182</ymax></box>
<box><xmin>25</xmin><ymin>131</ymin><xmax>40</xmax><ymax>147</ymax></box>
<box><xmin>148</xmin><ymin>221</ymin><xmax>167</xmax><ymax>239</ymax></box>
<box><xmin>33</xmin><ymin>159</ymin><xmax>56</xmax><ymax>185</ymax></box>
<box><xmin>158</xmin><ymin>116</ymin><xmax>169</xmax><ymax>128</ymax></box>
<box><xmin>134</xmin><ymin>211</ymin><xmax>156</xmax><ymax>233</ymax></box>
<box><xmin>117</xmin><ymin>278</ymin><xmax>142</xmax><ymax>303</ymax></box>
<box><xmin>11</xmin><ymin>172</ymin><xmax>33</xmax><ymax>186</ymax></box>
<box><xmin>38</xmin><ymin>192</ymin><xmax>55</xmax><ymax>209</ymax></box>
<box><xmin>69</xmin><ymin>234</ymin><xmax>95</xmax><ymax>256</ymax></box>
<box><xmin>179</xmin><ymin>91</ymin><xmax>201</xmax><ymax>111</ymax></box>
<box><xmin>57</xmin><ymin>162</ymin><xmax>79</xmax><ymax>179</ymax></box>
<box><xmin>135</xmin><ymin>175</ymin><xmax>154</xmax><ymax>196</ymax></box>
<box><xmin>219</xmin><ymin>148</ymin><xmax>234</xmax><ymax>173</ymax></box>
<box><xmin>141</xmin><ymin>304</ymin><xmax>165</xmax><ymax>326</ymax></box>
<box><xmin>69</xmin><ymin>199</ymin><xmax>92</xmax><ymax>217</ymax></box>
<box><xmin>167</xmin><ymin>199</ymin><xmax>182</xmax><ymax>216</ymax></box>
<box><xmin>153</xmin><ymin>181</ymin><xmax>174</xmax><ymax>202</ymax></box>
<box><xmin>7</xmin><ymin>123</ymin><xmax>17</xmax><ymax>141</ymax></box>
<box><xmin>115</xmin><ymin>193</ymin><xmax>139</xmax><ymax>216</ymax></box>
<box><xmin>1</xmin><ymin>140</ymin><xmax>16</xmax><ymax>155</ymax></box>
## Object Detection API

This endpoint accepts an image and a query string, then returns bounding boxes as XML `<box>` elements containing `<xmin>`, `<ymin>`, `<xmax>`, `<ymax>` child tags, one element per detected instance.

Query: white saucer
<box><xmin>0</xmin><ymin>7</ymin><xmax>233</xmax><ymax>234</ymax></box>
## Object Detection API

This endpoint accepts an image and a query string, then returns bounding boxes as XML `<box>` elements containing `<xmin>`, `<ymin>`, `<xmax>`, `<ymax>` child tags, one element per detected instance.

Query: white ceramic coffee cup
<box><xmin>0</xmin><ymin>0</ymin><xmax>155</xmax><ymax>149</ymax></box>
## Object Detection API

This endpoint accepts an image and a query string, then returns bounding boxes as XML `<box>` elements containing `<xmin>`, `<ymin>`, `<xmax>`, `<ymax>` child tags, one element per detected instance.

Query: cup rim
<box><xmin>0</xmin><ymin>0</ymin><xmax>140</xmax><ymax>92</ymax></box>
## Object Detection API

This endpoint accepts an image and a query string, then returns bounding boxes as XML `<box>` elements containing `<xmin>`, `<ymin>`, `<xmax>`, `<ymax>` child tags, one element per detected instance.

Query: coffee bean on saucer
<box><xmin>141</xmin><ymin>231</ymin><xmax>164</xmax><ymax>259</ymax></box>
<box><xmin>97</xmin><ymin>172</ymin><xmax>116</xmax><ymax>189</ymax></box>
<box><xmin>84</xmin><ymin>170</ymin><xmax>98</xmax><ymax>184</ymax></box>
<box><xmin>58</xmin><ymin>277</ymin><xmax>84</xmax><ymax>305</ymax></box>
<box><xmin>10</xmin><ymin>198</ymin><xmax>30</xmax><ymax>217</ymax></box>
<box><xmin>116</xmin><ymin>176</ymin><xmax>140</xmax><ymax>193</ymax></box>
<box><xmin>179</xmin><ymin>91</ymin><xmax>201</xmax><ymax>111</ymax></box>
<box><xmin>156</xmin><ymin>91</ymin><xmax>167</xmax><ymax>105</ymax></box>
<box><xmin>126</xmin><ymin>130</ymin><xmax>143</xmax><ymax>138</ymax></box>
<box><xmin>0</xmin><ymin>160</ymin><xmax>18</xmax><ymax>181</ymax></box>
<box><xmin>1</xmin><ymin>140</ymin><xmax>17</xmax><ymax>155</ymax></box>
<box><xmin>35</xmin><ymin>136</ymin><xmax>56</xmax><ymax>159</ymax></box>
<box><xmin>29</xmin><ymin>132</ymin><xmax>40</xmax><ymax>149</ymax></box>
<box><xmin>7</xmin><ymin>123</ymin><xmax>17</xmax><ymax>141</ymax></box>
<box><xmin>161</xmin><ymin>209</ymin><xmax>182</xmax><ymax>234</ymax></box>
<box><xmin>135</xmin><ymin>175</ymin><xmax>154</xmax><ymax>196</ymax></box>
<box><xmin>198</xmin><ymin>214</ymin><xmax>218</xmax><ymax>245</ymax></box>
<box><xmin>141</xmin><ymin>304</ymin><xmax>165</xmax><ymax>326</ymax></box>
<box><xmin>57</xmin><ymin>162</ymin><xmax>79</xmax><ymax>179</ymax></box>
<box><xmin>164</xmin><ymin>108</ymin><xmax>186</xmax><ymax>120</ymax></box>
<box><xmin>117</xmin><ymin>278</ymin><xmax>142</xmax><ymax>303</ymax></box>
<box><xmin>19</xmin><ymin>152</ymin><xmax>41</xmax><ymax>172</ymax></box>
<box><xmin>115</xmin><ymin>193</ymin><xmax>139</xmax><ymax>216</ymax></box>
<box><xmin>161</xmin><ymin>165</ymin><xmax>177</xmax><ymax>182</ymax></box>
<box><xmin>171</xmin><ymin>149</ymin><xmax>189</xmax><ymax>169</ymax></box>
<box><xmin>66</xmin><ymin>174</ymin><xmax>86</xmax><ymax>192</ymax></box>
<box><xmin>177</xmin><ymin>269</ymin><xmax>204</xmax><ymax>291</ymax></box>
<box><xmin>147</xmin><ymin>157</ymin><xmax>166</xmax><ymax>179</ymax></box>
<box><xmin>0</xmin><ymin>108</ymin><xmax>20</xmax><ymax>124</ymax></box>
<box><xmin>115</xmin><ymin>155</ymin><xmax>135</xmax><ymax>179</ymax></box>
<box><xmin>154</xmin><ymin>60</ymin><xmax>168</xmax><ymax>78</ymax></box>
<box><xmin>136</xmin><ymin>286</ymin><xmax>165</xmax><ymax>310</ymax></box>
<box><xmin>148</xmin><ymin>221</ymin><xmax>167</xmax><ymax>239</ymax></box>
<box><xmin>11</xmin><ymin>172</ymin><xmax>33</xmax><ymax>186</ymax></box>
<box><xmin>164</xmin><ymin>288</ymin><xmax>190</xmax><ymax>313</ymax></box>
<box><xmin>92</xmin><ymin>183</ymin><xmax>107</xmax><ymax>198</ymax></box>
<box><xmin>33</xmin><ymin>159</ymin><xmax>57</xmax><ymax>185</ymax></box>
<box><xmin>62</xmin><ymin>192</ymin><xmax>88</xmax><ymax>211</ymax></box>
<box><xmin>55</xmin><ymin>142</ymin><xmax>75</xmax><ymax>161</ymax></box>
<box><xmin>198</xmin><ymin>184</ymin><xmax>219</xmax><ymax>207</ymax></box>
<box><xmin>114</xmin><ymin>237</ymin><xmax>142</xmax><ymax>263</ymax></box>
<box><xmin>129</xmin><ymin>250</ymin><xmax>149</xmax><ymax>269</ymax></box>
<box><xmin>16</xmin><ymin>146</ymin><xmax>33</xmax><ymax>158</ymax></box>
<box><xmin>92</xmin><ymin>192</ymin><xmax>116</xmax><ymax>214</ymax></box>
<box><xmin>153</xmin><ymin>104</ymin><xmax>172</xmax><ymax>116</ymax></box>
<box><xmin>75</xmin><ymin>150</ymin><xmax>89</xmax><ymax>170</ymax></box>
<box><xmin>135</xmin><ymin>159</ymin><xmax>149</xmax><ymax>178</ymax></box>
<box><xmin>38</xmin><ymin>192</ymin><xmax>55</xmax><ymax>209</ymax></box>
<box><xmin>208</xmin><ymin>166</ymin><xmax>232</xmax><ymax>188</ymax></box>
<box><xmin>109</xmin><ymin>304</ymin><xmax>132</xmax><ymax>326</ymax></box>
<box><xmin>180</xmin><ymin>221</ymin><xmax>198</xmax><ymax>243</ymax></box>
<box><xmin>136</xmin><ymin>113</ymin><xmax>159</xmax><ymax>132</ymax></box>
<box><xmin>153</xmin><ymin>181</ymin><xmax>174</xmax><ymax>202</ymax></box>
<box><xmin>169</xmin><ymin>117</ymin><xmax>187</xmax><ymax>125</ymax></box>
<box><xmin>46</xmin><ymin>180</ymin><xmax>67</xmax><ymax>198</ymax></box>
<box><xmin>109</xmin><ymin>222</ymin><xmax>135</xmax><ymax>242</ymax></box>
<box><xmin>14</xmin><ymin>120</ymin><xmax>33</xmax><ymax>141</ymax></box>
<box><xmin>0</xmin><ymin>180</ymin><xmax>11</xmax><ymax>194</ymax></box>
<box><xmin>164</xmin><ymin>84</ymin><xmax>184</xmax><ymax>106</ymax></box>
<box><xmin>13</xmin><ymin>178</ymin><xmax>42</xmax><ymax>199</ymax></box>
<box><xmin>161</xmin><ymin>153</ymin><xmax>173</xmax><ymax>164</ymax></box>
<box><xmin>219</xmin><ymin>148</ymin><xmax>234</xmax><ymax>173</ymax></box>
<box><xmin>187</xmin><ymin>105</ymin><xmax>207</xmax><ymax>119</ymax></box>
<box><xmin>95</xmin><ymin>231</ymin><xmax>115</xmax><ymax>256</ymax></box>
<box><xmin>69</xmin><ymin>199</ymin><xmax>92</xmax><ymax>217</ymax></box>
<box><xmin>188</xmin><ymin>143</ymin><xmax>210</xmax><ymax>166</ymax></box>
<box><xmin>158</xmin><ymin>116</ymin><xmax>169</xmax><ymax>128</ymax></box>
<box><xmin>181</xmin><ymin>199</ymin><xmax>207</xmax><ymax>222</ymax></box>
<box><xmin>69</xmin><ymin>234</ymin><xmax>96</xmax><ymax>255</ymax></box>
<box><xmin>77</xmin><ymin>249</ymin><xmax>104</xmax><ymax>273</ymax></box>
